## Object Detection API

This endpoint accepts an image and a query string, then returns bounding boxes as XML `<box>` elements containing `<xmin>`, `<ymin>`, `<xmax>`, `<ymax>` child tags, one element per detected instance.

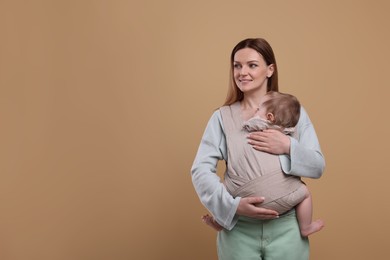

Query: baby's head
<box><xmin>257</xmin><ymin>91</ymin><xmax>301</xmax><ymax>128</ymax></box>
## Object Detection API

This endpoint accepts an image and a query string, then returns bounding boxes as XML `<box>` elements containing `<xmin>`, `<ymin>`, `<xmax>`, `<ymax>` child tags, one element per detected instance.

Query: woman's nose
<box><xmin>240</xmin><ymin>66</ymin><xmax>248</xmax><ymax>75</ymax></box>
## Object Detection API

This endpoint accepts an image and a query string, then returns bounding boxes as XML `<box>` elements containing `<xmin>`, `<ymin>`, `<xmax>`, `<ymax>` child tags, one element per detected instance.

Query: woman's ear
<box><xmin>267</xmin><ymin>64</ymin><xmax>275</xmax><ymax>78</ymax></box>
<box><xmin>266</xmin><ymin>112</ymin><xmax>275</xmax><ymax>122</ymax></box>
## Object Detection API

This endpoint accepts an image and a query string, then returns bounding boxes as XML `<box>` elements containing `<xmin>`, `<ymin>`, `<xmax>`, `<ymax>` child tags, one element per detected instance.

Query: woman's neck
<box><xmin>241</xmin><ymin>93</ymin><xmax>266</xmax><ymax>110</ymax></box>
<box><xmin>240</xmin><ymin>97</ymin><xmax>264</xmax><ymax>121</ymax></box>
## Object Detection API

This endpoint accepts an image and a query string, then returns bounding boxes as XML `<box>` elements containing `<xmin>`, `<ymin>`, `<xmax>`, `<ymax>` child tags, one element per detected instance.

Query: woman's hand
<box><xmin>236</xmin><ymin>197</ymin><xmax>279</xmax><ymax>219</ymax></box>
<box><xmin>247</xmin><ymin>129</ymin><xmax>291</xmax><ymax>155</ymax></box>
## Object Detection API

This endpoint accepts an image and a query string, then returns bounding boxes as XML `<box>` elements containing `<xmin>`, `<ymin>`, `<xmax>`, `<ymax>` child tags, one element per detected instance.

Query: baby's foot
<box><xmin>201</xmin><ymin>214</ymin><xmax>223</xmax><ymax>231</ymax></box>
<box><xmin>300</xmin><ymin>219</ymin><xmax>325</xmax><ymax>237</ymax></box>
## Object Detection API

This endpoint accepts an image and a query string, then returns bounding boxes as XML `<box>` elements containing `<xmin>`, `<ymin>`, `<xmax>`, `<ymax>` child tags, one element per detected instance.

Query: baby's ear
<box><xmin>266</xmin><ymin>113</ymin><xmax>275</xmax><ymax>122</ymax></box>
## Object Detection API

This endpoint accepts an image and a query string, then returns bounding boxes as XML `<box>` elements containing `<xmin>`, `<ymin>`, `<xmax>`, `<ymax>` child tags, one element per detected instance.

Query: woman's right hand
<box><xmin>236</xmin><ymin>197</ymin><xmax>279</xmax><ymax>219</ymax></box>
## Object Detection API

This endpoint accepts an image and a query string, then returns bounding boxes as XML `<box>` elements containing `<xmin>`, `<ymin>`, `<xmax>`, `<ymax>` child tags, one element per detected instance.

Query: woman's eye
<box><xmin>249</xmin><ymin>64</ymin><xmax>258</xmax><ymax>68</ymax></box>
<box><xmin>233</xmin><ymin>64</ymin><xmax>241</xmax><ymax>69</ymax></box>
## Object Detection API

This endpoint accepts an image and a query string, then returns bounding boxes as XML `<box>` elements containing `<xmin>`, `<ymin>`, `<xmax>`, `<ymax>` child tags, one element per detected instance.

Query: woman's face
<box><xmin>233</xmin><ymin>48</ymin><xmax>274</xmax><ymax>95</ymax></box>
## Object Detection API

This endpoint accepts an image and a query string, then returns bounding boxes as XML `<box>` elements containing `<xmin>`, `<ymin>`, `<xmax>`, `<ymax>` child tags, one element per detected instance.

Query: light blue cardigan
<box><xmin>191</xmin><ymin>106</ymin><xmax>325</xmax><ymax>230</ymax></box>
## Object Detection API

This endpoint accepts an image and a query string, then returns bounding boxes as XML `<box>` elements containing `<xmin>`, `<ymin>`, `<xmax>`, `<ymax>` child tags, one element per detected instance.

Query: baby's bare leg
<box><xmin>296</xmin><ymin>186</ymin><xmax>324</xmax><ymax>237</ymax></box>
<box><xmin>201</xmin><ymin>214</ymin><xmax>223</xmax><ymax>231</ymax></box>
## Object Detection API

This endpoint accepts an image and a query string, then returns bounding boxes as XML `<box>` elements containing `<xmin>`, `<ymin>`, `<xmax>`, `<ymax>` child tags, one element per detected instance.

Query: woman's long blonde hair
<box><xmin>223</xmin><ymin>38</ymin><xmax>279</xmax><ymax>106</ymax></box>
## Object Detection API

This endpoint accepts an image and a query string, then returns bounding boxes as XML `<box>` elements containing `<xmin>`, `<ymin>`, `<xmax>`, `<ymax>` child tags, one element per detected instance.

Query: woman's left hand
<box><xmin>247</xmin><ymin>129</ymin><xmax>291</xmax><ymax>155</ymax></box>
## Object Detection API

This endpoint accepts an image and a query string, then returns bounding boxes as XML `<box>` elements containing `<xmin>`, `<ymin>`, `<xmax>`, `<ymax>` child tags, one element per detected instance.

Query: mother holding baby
<box><xmin>191</xmin><ymin>38</ymin><xmax>325</xmax><ymax>260</ymax></box>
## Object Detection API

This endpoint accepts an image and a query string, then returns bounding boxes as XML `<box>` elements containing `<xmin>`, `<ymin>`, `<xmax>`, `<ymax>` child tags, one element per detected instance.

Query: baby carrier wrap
<box><xmin>220</xmin><ymin>102</ymin><xmax>306</xmax><ymax>214</ymax></box>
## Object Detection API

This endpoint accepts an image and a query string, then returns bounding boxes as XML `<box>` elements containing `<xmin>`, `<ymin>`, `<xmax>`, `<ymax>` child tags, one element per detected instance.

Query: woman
<box><xmin>191</xmin><ymin>38</ymin><xmax>325</xmax><ymax>259</ymax></box>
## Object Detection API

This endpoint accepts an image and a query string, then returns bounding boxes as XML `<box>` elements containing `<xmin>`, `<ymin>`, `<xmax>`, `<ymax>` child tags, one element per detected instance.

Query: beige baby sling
<box><xmin>220</xmin><ymin>102</ymin><xmax>306</xmax><ymax>214</ymax></box>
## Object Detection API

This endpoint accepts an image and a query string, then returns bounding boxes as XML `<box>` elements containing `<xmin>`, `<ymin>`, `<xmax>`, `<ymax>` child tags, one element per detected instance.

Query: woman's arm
<box><xmin>247</xmin><ymin>106</ymin><xmax>325</xmax><ymax>179</ymax></box>
<box><xmin>191</xmin><ymin>110</ymin><xmax>278</xmax><ymax>230</ymax></box>
<box><xmin>191</xmin><ymin>110</ymin><xmax>240</xmax><ymax>230</ymax></box>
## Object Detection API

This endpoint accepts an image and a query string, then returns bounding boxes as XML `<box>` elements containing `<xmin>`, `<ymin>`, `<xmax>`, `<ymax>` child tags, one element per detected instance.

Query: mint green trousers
<box><xmin>217</xmin><ymin>210</ymin><xmax>309</xmax><ymax>260</ymax></box>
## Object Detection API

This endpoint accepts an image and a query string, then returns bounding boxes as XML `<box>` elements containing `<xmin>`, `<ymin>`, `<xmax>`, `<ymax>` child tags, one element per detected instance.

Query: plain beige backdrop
<box><xmin>1</xmin><ymin>0</ymin><xmax>390</xmax><ymax>259</ymax></box>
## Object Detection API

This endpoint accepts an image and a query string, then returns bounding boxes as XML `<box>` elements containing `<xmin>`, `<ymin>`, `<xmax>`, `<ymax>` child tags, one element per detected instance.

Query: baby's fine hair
<box><xmin>262</xmin><ymin>91</ymin><xmax>301</xmax><ymax>128</ymax></box>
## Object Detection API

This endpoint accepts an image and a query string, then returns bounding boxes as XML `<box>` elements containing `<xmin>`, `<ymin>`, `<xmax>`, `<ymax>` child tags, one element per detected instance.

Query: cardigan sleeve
<box><xmin>279</xmin><ymin>106</ymin><xmax>325</xmax><ymax>178</ymax></box>
<box><xmin>191</xmin><ymin>110</ymin><xmax>240</xmax><ymax>230</ymax></box>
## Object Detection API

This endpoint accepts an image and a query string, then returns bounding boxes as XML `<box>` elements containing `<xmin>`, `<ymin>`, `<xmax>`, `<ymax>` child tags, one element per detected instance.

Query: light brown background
<box><xmin>1</xmin><ymin>0</ymin><xmax>389</xmax><ymax>259</ymax></box>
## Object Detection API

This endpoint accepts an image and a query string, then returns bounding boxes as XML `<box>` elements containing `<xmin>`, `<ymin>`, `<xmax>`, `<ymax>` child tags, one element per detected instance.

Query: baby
<box><xmin>203</xmin><ymin>91</ymin><xmax>324</xmax><ymax>237</ymax></box>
